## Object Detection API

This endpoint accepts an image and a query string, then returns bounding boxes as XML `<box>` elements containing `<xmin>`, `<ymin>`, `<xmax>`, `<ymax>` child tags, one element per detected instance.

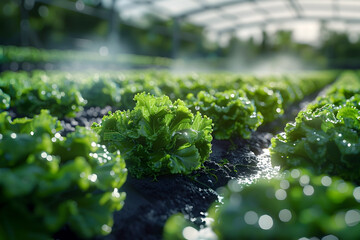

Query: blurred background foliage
<box><xmin>2</xmin><ymin>0</ymin><xmax>360</xmax><ymax>69</ymax></box>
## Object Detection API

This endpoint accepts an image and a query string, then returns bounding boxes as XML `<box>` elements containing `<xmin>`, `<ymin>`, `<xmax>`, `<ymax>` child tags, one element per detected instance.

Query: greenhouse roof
<box><xmin>30</xmin><ymin>0</ymin><xmax>360</xmax><ymax>48</ymax></box>
<box><xmin>113</xmin><ymin>0</ymin><xmax>360</xmax><ymax>33</ymax></box>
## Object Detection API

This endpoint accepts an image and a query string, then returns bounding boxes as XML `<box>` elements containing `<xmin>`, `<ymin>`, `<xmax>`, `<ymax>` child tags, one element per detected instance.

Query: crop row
<box><xmin>0</xmin><ymin>70</ymin><xmax>337</xmax><ymax>139</ymax></box>
<box><xmin>163</xmin><ymin>71</ymin><xmax>360</xmax><ymax>239</ymax></box>
<box><xmin>271</xmin><ymin>71</ymin><xmax>360</xmax><ymax>182</ymax></box>
<box><xmin>0</xmin><ymin>45</ymin><xmax>172</xmax><ymax>67</ymax></box>
<box><xmin>0</xmin><ymin>110</ymin><xmax>127</xmax><ymax>239</ymax></box>
<box><xmin>0</xmin><ymin>70</ymin><xmax>346</xmax><ymax>239</ymax></box>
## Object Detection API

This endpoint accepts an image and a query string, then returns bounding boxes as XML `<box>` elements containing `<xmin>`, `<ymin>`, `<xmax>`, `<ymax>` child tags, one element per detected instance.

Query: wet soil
<box><xmin>10</xmin><ymin>89</ymin><xmax>322</xmax><ymax>240</ymax></box>
<box><xmin>51</xmin><ymin>105</ymin><xmax>273</xmax><ymax>240</ymax></box>
<box><xmin>99</xmin><ymin>133</ymin><xmax>272</xmax><ymax>240</ymax></box>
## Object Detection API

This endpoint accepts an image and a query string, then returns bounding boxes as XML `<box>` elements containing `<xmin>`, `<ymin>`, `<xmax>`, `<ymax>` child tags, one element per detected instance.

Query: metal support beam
<box><xmin>287</xmin><ymin>0</ymin><xmax>302</xmax><ymax>18</ymax></box>
<box><xmin>195</xmin><ymin>5</ymin><xmax>293</xmax><ymax>32</ymax></box>
<box><xmin>20</xmin><ymin>0</ymin><xmax>41</xmax><ymax>47</ymax></box>
<box><xmin>172</xmin><ymin>18</ymin><xmax>180</xmax><ymax>59</ymax></box>
<box><xmin>216</xmin><ymin>31</ymin><xmax>224</xmax><ymax>57</ymax></box>
<box><xmin>333</xmin><ymin>0</ymin><xmax>339</xmax><ymax>20</ymax></box>
<box><xmin>177</xmin><ymin>0</ymin><xmax>250</xmax><ymax>19</ymax></box>
<box><xmin>252</xmin><ymin>0</ymin><xmax>269</xmax><ymax>17</ymax></box>
<box><xmin>108</xmin><ymin>0</ymin><xmax>120</xmax><ymax>52</ymax></box>
<box><xmin>20</xmin><ymin>0</ymin><xmax>30</xmax><ymax>46</ymax></box>
<box><xmin>218</xmin><ymin>16</ymin><xmax>360</xmax><ymax>34</ymax></box>
<box><xmin>108</xmin><ymin>0</ymin><xmax>118</xmax><ymax>38</ymax></box>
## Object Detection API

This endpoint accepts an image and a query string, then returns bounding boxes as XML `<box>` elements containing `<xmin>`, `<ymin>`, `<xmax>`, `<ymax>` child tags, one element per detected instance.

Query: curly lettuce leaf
<box><xmin>0</xmin><ymin>113</ymin><xmax>127</xmax><ymax>239</ymax></box>
<box><xmin>186</xmin><ymin>90</ymin><xmax>263</xmax><ymax>140</ymax></box>
<box><xmin>0</xmin><ymin>89</ymin><xmax>10</xmax><ymax>110</ymax></box>
<box><xmin>244</xmin><ymin>85</ymin><xmax>284</xmax><ymax>123</ymax></box>
<box><xmin>93</xmin><ymin>92</ymin><xmax>213</xmax><ymax>178</ymax></box>
<box><xmin>271</xmin><ymin>92</ymin><xmax>360</xmax><ymax>182</ymax></box>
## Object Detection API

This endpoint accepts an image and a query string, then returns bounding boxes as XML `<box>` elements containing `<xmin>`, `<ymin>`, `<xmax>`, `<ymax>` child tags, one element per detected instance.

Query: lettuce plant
<box><xmin>0</xmin><ymin>89</ymin><xmax>10</xmax><ymax>110</ymax></box>
<box><xmin>0</xmin><ymin>110</ymin><xmax>127</xmax><ymax>239</ymax></box>
<box><xmin>80</xmin><ymin>76</ymin><xmax>121</xmax><ymax>107</ymax></box>
<box><xmin>271</xmin><ymin>94</ymin><xmax>360</xmax><ymax>182</ymax></box>
<box><xmin>92</xmin><ymin>92</ymin><xmax>213</xmax><ymax>178</ymax></box>
<box><xmin>0</xmin><ymin>71</ymin><xmax>86</xmax><ymax>118</ymax></box>
<box><xmin>244</xmin><ymin>85</ymin><xmax>284</xmax><ymax>123</ymax></box>
<box><xmin>209</xmin><ymin>169</ymin><xmax>360</xmax><ymax>239</ymax></box>
<box><xmin>117</xmin><ymin>81</ymin><xmax>162</xmax><ymax>110</ymax></box>
<box><xmin>186</xmin><ymin>90</ymin><xmax>263</xmax><ymax>140</ymax></box>
<box><xmin>164</xmin><ymin>169</ymin><xmax>360</xmax><ymax>240</ymax></box>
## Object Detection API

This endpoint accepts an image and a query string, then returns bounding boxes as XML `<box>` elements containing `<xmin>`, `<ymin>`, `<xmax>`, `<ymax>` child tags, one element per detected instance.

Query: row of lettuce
<box><xmin>0</xmin><ymin>45</ymin><xmax>172</xmax><ymax>67</ymax></box>
<box><xmin>163</xmin><ymin>71</ymin><xmax>360</xmax><ymax>240</ymax></box>
<box><xmin>0</xmin><ymin>92</ymin><xmax>214</xmax><ymax>239</ymax></box>
<box><xmin>1</xmin><ymin>70</ymin><xmax>357</xmax><ymax>239</ymax></box>
<box><xmin>0</xmin><ymin>70</ymin><xmax>336</xmax><ymax>140</ymax></box>
<box><xmin>0</xmin><ymin>110</ymin><xmax>127</xmax><ymax>239</ymax></box>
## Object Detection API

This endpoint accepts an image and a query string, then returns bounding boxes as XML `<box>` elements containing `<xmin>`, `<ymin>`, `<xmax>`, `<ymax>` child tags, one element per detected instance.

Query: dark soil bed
<box><xmin>9</xmin><ymin>87</ymin><xmax>324</xmax><ymax>240</ymax></box>
<box><xmin>54</xmin><ymin>105</ymin><xmax>274</xmax><ymax>240</ymax></box>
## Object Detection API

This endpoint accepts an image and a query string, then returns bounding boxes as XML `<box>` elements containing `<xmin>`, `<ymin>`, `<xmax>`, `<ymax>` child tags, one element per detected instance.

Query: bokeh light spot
<box><xmin>280</xmin><ymin>180</ymin><xmax>290</xmax><ymax>189</ymax></box>
<box><xmin>182</xmin><ymin>226</ymin><xmax>199</xmax><ymax>240</ymax></box>
<box><xmin>303</xmin><ymin>185</ymin><xmax>314</xmax><ymax>196</ymax></box>
<box><xmin>259</xmin><ymin>215</ymin><xmax>273</xmax><ymax>230</ymax></box>
<box><xmin>279</xmin><ymin>209</ymin><xmax>292</xmax><ymax>222</ymax></box>
<box><xmin>275</xmin><ymin>189</ymin><xmax>287</xmax><ymax>200</ymax></box>
<box><xmin>345</xmin><ymin>210</ymin><xmax>360</xmax><ymax>226</ymax></box>
<box><xmin>291</xmin><ymin>169</ymin><xmax>300</xmax><ymax>178</ymax></box>
<box><xmin>322</xmin><ymin>234</ymin><xmax>339</xmax><ymax>240</ymax></box>
<box><xmin>244</xmin><ymin>211</ymin><xmax>258</xmax><ymax>225</ymax></box>
<box><xmin>299</xmin><ymin>175</ymin><xmax>310</xmax><ymax>186</ymax></box>
<box><xmin>353</xmin><ymin>187</ymin><xmax>360</xmax><ymax>202</ymax></box>
<box><xmin>321</xmin><ymin>176</ymin><xmax>332</xmax><ymax>187</ymax></box>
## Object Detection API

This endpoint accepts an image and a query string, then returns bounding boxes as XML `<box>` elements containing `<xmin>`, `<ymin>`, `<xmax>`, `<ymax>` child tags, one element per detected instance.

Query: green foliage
<box><xmin>209</xmin><ymin>169</ymin><xmax>360</xmax><ymax>239</ymax></box>
<box><xmin>0</xmin><ymin>89</ymin><xmax>10</xmax><ymax>110</ymax></box>
<box><xmin>0</xmin><ymin>70</ymin><xmax>336</xmax><ymax>118</ymax></box>
<box><xmin>117</xmin><ymin>79</ymin><xmax>162</xmax><ymax>110</ymax></box>
<box><xmin>271</xmin><ymin>95</ymin><xmax>360</xmax><ymax>182</ymax></box>
<box><xmin>0</xmin><ymin>71</ymin><xmax>86</xmax><ymax>118</ymax></box>
<box><xmin>267</xmin><ymin>77</ymin><xmax>298</xmax><ymax>106</ymax></box>
<box><xmin>324</xmin><ymin>71</ymin><xmax>360</xmax><ymax>101</ymax></box>
<box><xmin>244</xmin><ymin>85</ymin><xmax>283</xmax><ymax>123</ymax></box>
<box><xmin>0</xmin><ymin>110</ymin><xmax>127</xmax><ymax>239</ymax></box>
<box><xmin>92</xmin><ymin>92</ymin><xmax>213</xmax><ymax>178</ymax></box>
<box><xmin>271</xmin><ymin>72</ymin><xmax>360</xmax><ymax>182</ymax></box>
<box><xmin>164</xmin><ymin>169</ymin><xmax>360</xmax><ymax>239</ymax></box>
<box><xmin>1</xmin><ymin>45</ymin><xmax>172</xmax><ymax>67</ymax></box>
<box><xmin>80</xmin><ymin>76</ymin><xmax>121</xmax><ymax>107</ymax></box>
<box><xmin>186</xmin><ymin>90</ymin><xmax>263</xmax><ymax>140</ymax></box>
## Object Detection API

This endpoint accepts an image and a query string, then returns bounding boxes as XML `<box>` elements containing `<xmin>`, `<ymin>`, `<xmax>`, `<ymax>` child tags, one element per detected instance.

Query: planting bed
<box><xmin>6</xmin><ymin>104</ymin><xmax>275</xmax><ymax>240</ymax></box>
<box><xmin>47</xmin><ymin>97</ymin><xmax>308</xmax><ymax>240</ymax></box>
<box><xmin>2</xmin><ymin>67</ymin><xmax>360</xmax><ymax>240</ymax></box>
<box><xmin>53</xmin><ymin>111</ymin><xmax>274</xmax><ymax>240</ymax></box>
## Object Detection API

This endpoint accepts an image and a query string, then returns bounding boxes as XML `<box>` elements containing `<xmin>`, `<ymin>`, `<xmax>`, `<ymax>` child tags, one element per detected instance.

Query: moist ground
<box><xmin>9</xmin><ymin>89</ymin><xmax>322</xmax><ymax>240</ymax></box>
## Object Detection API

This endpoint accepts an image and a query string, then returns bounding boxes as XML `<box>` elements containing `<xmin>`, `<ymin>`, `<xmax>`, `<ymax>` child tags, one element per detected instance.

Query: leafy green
<box><xmin>164</xmin><ymin>169</ymin><xmax>360</xmax><ymax>240</ymax></box>
<box><xmin>325</xmin><ymin>71</ymin><xmax>360</xmax><ymax>99</ymax></box>
<box><xmin>92</xmin><ymin>92</ymin><xmax>213</xmax><ymax>178</ymax></box>
<box><xmin>209</xmin><ymin>169</ymin><xmax>360</xmax><ymax>239</ymax></box>
<box><xmin>0</xmin><ymin>110</ymin><xmax>127</xmax><ymax>239</ymax></box>
<box><xmin>186</xmin><ymin>90</ymin><xmax>263</xmax><ymax>140</ymax></box>
<box><xmin>2</xmin><ymin>45</ymin><xmax>172</xmax><ymax>67</ymax></box>
<box><xmin>271</xmin><ymin>94</ymin><xmax>360</xmax><ymax>182</ymax></box>
<box><xmin>0</xmin><ymin>89</ymin><xmax>10</xmax><ymax>110</ymax></box>
<box><xmin>244</xmin><ymin>85</ymin><xmax>283</xmax><ymax>123</ymax></box>
<box><xmin>80</xmin><ymin>76</ymin><xmax>121</xmax><ymax>107</ymax></box>
<box><xmin>0</xmin><ymin>71</ymin><xmax>86</xmax><ymax>118</ymax></box>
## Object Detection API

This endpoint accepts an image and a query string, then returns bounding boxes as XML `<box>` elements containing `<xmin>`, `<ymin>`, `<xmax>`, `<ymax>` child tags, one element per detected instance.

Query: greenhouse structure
<box><xmin>1</xmin><ymin>0</ymin><xmax>360</xmax><ymax>239</ymax></box>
